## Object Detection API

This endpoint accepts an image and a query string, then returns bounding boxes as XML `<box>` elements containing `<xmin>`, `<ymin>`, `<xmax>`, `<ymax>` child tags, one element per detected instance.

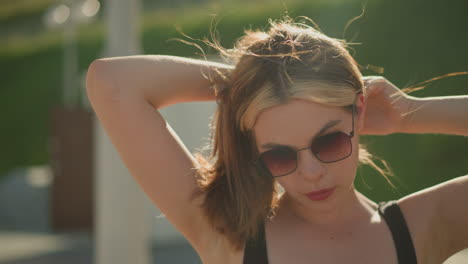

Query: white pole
<box><xmin>94</xmin><ymin>0</ymin><xmax>152</xmax><ymax>264</ymax></box>
<box><xmin>63</xmin><ymin>0</ymin><xmax>78</xmax><ymax>109</ymax></box>
<box><xmin>104</xmin><ymin>0</ymin><xmax>141</xmax><ymax>56</ymax></box>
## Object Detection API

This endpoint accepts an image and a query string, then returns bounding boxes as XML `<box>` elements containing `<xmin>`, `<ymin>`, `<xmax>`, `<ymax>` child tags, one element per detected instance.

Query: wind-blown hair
<box><xmin>191</xmin><ymin>16</ymin><xmax>395</xmax><ymax>251</ymax></box>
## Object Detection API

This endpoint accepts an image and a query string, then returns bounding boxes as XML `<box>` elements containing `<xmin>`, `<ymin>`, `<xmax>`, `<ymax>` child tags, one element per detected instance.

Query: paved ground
<box><xmin>0</xmin><ymin>231</ymin><xmax>201</xmax><ymax>264</ymax></box>
<box><xmin>0</xmin><ymin>230</ymin><xmax>467</xmax><ymax>264</ymax></box>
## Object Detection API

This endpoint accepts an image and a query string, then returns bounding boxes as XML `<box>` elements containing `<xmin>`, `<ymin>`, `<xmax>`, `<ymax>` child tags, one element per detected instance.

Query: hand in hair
<box><xmin>360</xmin><ymin>76</ymin><xmax>415</xmax><ymax>135</ymax></box>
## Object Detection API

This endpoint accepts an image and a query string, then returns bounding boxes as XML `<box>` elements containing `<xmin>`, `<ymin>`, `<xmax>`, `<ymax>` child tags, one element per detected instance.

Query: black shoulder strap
<box><xmin>243</xmin><ymin>221</ymin><xmax>268</xmax><ymax>264</ymax></box>
<box><xmin>378</xmin><ymin>200</ymin><xmax>418</xmax><ymax>264</ymax></box>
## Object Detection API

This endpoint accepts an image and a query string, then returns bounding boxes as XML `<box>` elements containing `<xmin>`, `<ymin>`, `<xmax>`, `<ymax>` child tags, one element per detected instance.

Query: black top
<box><xmin>243</xmin><ymin>200</ymin><xmax>417</xmax><ymax>264</ymax></box>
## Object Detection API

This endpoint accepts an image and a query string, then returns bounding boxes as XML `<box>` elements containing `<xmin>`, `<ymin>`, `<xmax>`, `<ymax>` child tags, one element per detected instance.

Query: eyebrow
<box><xmin>260</xmin><ymin>119</ymin><xmax>342</xmax><ymax>150</ymax></box>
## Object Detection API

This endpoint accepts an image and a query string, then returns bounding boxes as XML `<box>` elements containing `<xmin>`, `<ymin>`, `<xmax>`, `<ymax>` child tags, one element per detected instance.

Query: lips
<box><xmin>307</xmin><ymin>187</ymin><xmax>335</xmax><ymax>196</ymax></box>
<box><xmin>305</xmin><ymin>187</ymin><xmax>336</xmax><ymax>201</ymax></box>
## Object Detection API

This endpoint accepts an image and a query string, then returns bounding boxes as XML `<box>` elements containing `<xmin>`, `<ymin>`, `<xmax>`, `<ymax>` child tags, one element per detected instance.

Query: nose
<box><xmin>296</xmin><ymin>148</ymin><xmax>326</xmax><ymax>182</ymax></box>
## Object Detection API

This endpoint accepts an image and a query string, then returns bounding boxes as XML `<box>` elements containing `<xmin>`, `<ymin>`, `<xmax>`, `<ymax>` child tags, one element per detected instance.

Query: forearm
<box><xmin>86</xmin><ymin>55</ymin><xmax>233</xmax><ymax>109</ymax></box>
<box><xmin>399</xmin><ymin>95</ymin><xmax>468</xmax><ymax>136</ymax></box>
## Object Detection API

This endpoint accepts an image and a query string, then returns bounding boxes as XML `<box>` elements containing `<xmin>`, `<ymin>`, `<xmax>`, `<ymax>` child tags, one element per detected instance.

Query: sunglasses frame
<box><xmin>253</xmin><ymin>88</ymin><xmax>363</xmax><ymax>178</ymax></box>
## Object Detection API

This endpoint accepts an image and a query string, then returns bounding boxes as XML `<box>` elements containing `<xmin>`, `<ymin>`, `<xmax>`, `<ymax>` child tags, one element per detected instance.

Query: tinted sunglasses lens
<box><xmin>312</xmin><ymin>132</ymin><xmax>351</xmax><ymax>162</ymax></box>
<box><xmin>260</xmin><ymin>148</ymin><xmax>296</xmax><ymax>176</ymax></box>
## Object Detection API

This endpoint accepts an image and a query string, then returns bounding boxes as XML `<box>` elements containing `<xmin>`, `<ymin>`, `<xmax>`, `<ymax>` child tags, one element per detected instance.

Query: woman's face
<box><xmin>253</xmin><ymin>97</ymin><xmax>365</xmax><ymax>209</ymax></box>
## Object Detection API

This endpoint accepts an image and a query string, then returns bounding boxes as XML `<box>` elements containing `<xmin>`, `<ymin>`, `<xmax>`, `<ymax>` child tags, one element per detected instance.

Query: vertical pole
<box><xmin>63</xmin><ymin>0</ymin><xmax>78</xmax><ymax>109</ymax></box>
<box><xmin>94</xmin><ymin>0</ymin><xmax>152</xmax><ymax>263</ymax></box>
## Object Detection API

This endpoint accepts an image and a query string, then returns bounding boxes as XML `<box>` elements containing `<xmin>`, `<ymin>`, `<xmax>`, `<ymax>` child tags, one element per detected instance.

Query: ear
<box><xmin>355</xmin><ymin>93</ymin><xmax>366</xmax><ymax>132</ymax></box>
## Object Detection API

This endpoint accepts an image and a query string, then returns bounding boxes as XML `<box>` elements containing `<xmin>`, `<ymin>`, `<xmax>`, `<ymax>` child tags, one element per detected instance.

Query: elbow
<box><xmin>86</xmin><ymin>59</ymin><xmax>119</xmax><ymax>100</ymax></box>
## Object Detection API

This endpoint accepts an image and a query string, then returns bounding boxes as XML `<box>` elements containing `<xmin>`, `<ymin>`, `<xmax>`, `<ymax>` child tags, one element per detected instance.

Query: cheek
<box><xmin>276</xmin><ymin>178</ymin><xmax>294</xmax><ymax>193</ymax></box>
<box><xmin>335</xmin><ymin>136</ymin><xmax>360</xmax><ymax>170</ymax></box>
<box><xmin>335</xmin><ymin>148</ymin><xmax>360</xmax><ymax>183</ymax></box>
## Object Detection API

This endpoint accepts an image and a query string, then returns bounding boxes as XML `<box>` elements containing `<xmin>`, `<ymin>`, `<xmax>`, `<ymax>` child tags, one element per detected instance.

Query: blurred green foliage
<box><xmin>0</xmin><ymin>0</ymin><xmax>58</xmax><ymax>23</ymax></box>
<box><xmin>0</xmin><ymin>0</ymin><xmax>467</xmax><ymax>202</ymax></box>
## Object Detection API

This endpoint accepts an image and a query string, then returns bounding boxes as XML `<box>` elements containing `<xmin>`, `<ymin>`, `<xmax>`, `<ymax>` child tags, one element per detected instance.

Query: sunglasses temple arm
<box><xmin>350</xmin><ymin>89</ymin><xmax>362</xmax><ymax>138</ymax></box>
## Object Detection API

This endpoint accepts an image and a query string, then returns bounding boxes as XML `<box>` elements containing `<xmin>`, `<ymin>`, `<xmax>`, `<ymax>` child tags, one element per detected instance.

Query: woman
<box><xmin>85</xmin><ymin>16</ymin><xmax>468</xmax><ymax>264</ymax></box>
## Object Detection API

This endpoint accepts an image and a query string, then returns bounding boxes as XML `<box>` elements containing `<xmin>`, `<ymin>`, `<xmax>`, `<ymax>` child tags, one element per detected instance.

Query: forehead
<box><xmin>253</xmin><ymin>99</ymin><xmax>347</xmax><ymax>148</ymax></box>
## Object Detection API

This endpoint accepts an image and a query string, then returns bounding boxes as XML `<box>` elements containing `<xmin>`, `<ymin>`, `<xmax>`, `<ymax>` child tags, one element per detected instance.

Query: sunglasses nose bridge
<box><xmin>296</xmin><ymin>145</ymin><xmax>313</xmax><ymax>154</ymax></box>
<box><xmin>295</xmin><ymin>146</ymin><xmax>324</xmax><ymax>175</ymax></box>
<box><xmin>296</xmin><ymin>145</ymin><xmax>317</xmax><ymax>161</ymax></box>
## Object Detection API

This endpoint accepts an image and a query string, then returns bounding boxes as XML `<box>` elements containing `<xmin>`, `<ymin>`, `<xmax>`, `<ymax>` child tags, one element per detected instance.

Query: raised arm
<box><xmin>381</xmin><ymin>88</ymin><xmax>468</xmax><ymax>259</ymax></box>
<box><xmin>403</xmin><ymin>94</ymin><xmax>468</xmax><ymax>256</ymax></box>
<box><xmin>85</xmin><ymin>55</ymin><xmax>233</xmax><ymax>255</ymax></box>
<box><xmin>399</xmin><ymin>93</ymin><xmax>468</xmax><ymax>257</ymax></box>
<box><xmin>361</xmin><ymin>77</ymin><xmax>468</xmax><ymax>259</ymax></box>
<box><xmin>360</xmin><ymin>76</ymin><xmax>468</xmax><ymax>137</ymax></box>
<box><xmin>399</xmin><ymin>95</ymin><xmax>468</xmax><ymax>136</ymax></box>
<box><xmin>88</xmin><ymin>55</ymin><xmax>233</xmax><ymax>108</ymax></box>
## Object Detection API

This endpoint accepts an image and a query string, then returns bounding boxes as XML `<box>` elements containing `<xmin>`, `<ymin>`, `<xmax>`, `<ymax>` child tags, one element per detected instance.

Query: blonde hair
<box><xmin>191</xmin><ymin>15</ymin><xmax>396</xmax><ymax>251</ymax></box>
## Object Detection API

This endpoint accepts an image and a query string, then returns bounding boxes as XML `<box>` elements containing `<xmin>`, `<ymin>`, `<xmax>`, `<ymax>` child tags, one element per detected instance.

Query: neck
<box><xmin>278</xmin><ymin>186</ymin><xmax>377</xmax><ymax>236</ymax></box>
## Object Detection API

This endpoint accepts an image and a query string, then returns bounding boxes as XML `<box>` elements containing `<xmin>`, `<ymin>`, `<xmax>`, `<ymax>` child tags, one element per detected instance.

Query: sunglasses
<box><xmin>254</xmin><ymin>89</ymin><xmax>362</xmax><ymax>178</ymax></box>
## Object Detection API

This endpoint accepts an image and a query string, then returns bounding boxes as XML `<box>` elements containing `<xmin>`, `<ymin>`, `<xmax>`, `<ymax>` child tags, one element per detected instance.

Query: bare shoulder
<box><xmin>397</xmin><ymin>175</ymin><xmax>468</xmax><ymax>264</ymax></box>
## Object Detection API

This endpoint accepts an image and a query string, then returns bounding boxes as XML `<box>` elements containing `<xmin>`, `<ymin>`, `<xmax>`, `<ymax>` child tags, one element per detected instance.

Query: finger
<box><xmin>366</xmin><ymin>84</ymin><xmax>383</xmax><ymax>97</ymax></box>
<box><xmin>363</xmin><ymin>75</ymin><xmax>383</xmax><ymax>83</ymax></box>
